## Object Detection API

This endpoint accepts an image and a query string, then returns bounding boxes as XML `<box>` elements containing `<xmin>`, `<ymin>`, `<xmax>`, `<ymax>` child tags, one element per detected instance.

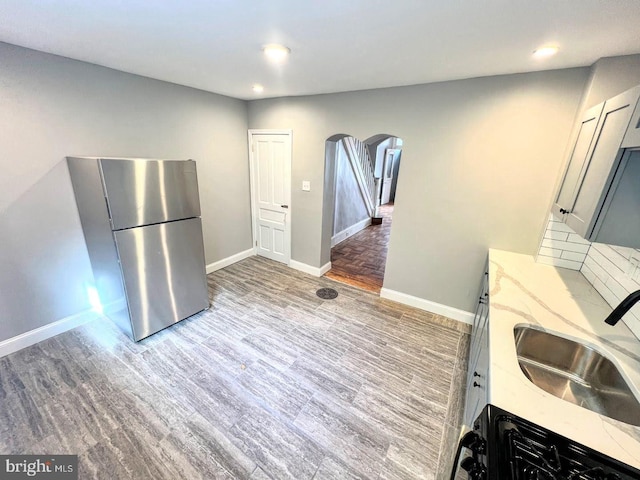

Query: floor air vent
<box><xmin>316</xmin><ymin>288</ymin><xmax>338</xmax><ymax>300</ymax></box>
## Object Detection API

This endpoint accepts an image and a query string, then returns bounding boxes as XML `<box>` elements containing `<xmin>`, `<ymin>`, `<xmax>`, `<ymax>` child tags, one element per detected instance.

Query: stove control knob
<box><xmin>460</xmin><ymin>431</ymin><xmax>487</xmax><ymax>455</ymax></box>
<box><xmin>460</xmin><ymin>457</ymin><xmax>486</xmax><ymax>479</ymax></box>
<box><xmin>474</xmin><ymin>465</ymin><xmax>487</xmax><ymax>480</ymax></box>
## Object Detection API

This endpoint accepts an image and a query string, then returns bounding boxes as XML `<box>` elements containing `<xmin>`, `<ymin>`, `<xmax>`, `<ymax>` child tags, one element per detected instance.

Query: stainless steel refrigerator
<box><xmin>67</xmin><ymin>157</ymin><xmax>209</xmax><ymax>341</ymax></box>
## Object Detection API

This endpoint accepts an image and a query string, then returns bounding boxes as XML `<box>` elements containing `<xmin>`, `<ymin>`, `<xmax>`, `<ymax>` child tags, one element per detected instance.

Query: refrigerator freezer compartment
<box><xmin>100</xmin><ymin>158</ymin><xmax>201</xmax><ymax>230</ymax></box>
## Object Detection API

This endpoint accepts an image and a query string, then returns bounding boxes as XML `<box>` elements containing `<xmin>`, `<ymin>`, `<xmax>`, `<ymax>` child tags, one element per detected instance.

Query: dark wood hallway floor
<box><xmin>325</xmin><ymin>203</ymin><xmax>393</xmax><ymax>293</ymax></box>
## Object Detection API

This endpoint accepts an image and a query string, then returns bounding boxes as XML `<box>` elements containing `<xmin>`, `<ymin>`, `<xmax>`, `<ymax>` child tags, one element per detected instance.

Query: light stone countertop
<box><xmin>488</xmin><ymin>249</ymin><xmax>640</xmax><ymax>469</ymax></box>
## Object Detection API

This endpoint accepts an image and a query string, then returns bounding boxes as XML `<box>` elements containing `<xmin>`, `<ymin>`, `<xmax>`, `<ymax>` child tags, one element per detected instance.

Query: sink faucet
<box><xmin>604</xmin><ymin>289</ymin><xmax>640</xmax><ymax>325</ymax></box>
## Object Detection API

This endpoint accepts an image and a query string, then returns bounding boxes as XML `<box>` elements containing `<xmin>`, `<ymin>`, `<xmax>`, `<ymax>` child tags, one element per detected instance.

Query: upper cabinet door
<box><xmin>622</xmin><ymin>95</ymin><xmax>640</xmax><ymax>148</ymax></box>
<box><xmin>566</xmin><ymin>86</ymin><xmax>640</xmax><ymax>237</ymax></box>
<box><xmin>552</xmin><ymin>103</ymin><xmax>603</xmax><ymax>219</ymax></box>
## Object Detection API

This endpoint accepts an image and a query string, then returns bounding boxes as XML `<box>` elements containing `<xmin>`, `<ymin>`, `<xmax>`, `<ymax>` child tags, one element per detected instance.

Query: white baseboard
<box><xmin>0</xmin><ymin>308</ymin><xmax>98</xmax><ymax>358</ymax></box>
<box><xmin>331</xmin><ymin>217</ymin><xmax>372</xmax><ymax>247</ymax></box>
<box><xmin>206</xmin><ymin>248</ymin><xmax>256</xmax><ymax>274</ymax></box>
<box><xmin>289</xmin><ymin>260</ymin><xmax>332</xmax><ymax>277</ymax></box>
<box><xmin>380</xmin><ymin>287</ymin><xmax>474</xmax><ymax>325</ymax></box>
<box><xmin>319</xmin><ymin>262</ymin><xmax>332</xmax><ymax>276</ymax></box>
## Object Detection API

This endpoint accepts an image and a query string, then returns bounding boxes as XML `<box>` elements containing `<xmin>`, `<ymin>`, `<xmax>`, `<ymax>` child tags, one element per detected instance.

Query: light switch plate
<box><xmin>302</xmin><ymin>181</ymin><xmax>311</xmax><ymax>191</ymax></box>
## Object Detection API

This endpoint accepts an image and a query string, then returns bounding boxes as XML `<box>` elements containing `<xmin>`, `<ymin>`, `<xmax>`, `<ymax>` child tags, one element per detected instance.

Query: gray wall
<box><xmin>333</xmin><ymin>140</ymin><xmax>369</xmax><ymax>235</ymax></box>
<box><xmin>248</xmin><ymin>68</ymin><xmax>589</xmax><ymax>312</ymax></box>
<box><xmin>582</xmin><ymin>54</ymin><xmax>640</xmax><ymax>109</ymax></box>
<box><xmin>0</xmin><ymin>42</ymin><xmax>251</xmax><ymax>342</ymax></box>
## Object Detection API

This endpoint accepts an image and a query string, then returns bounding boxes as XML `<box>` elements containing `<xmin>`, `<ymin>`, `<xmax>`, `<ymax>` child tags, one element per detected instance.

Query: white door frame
<box><xmin>381</xmin><ymin>148</ymin><xmax>399</xmax><ymax>205</ymax></box>
<box><xmin>247</xmin><ymin>129</ymin><xmax>293</xmax><ymax>263</ymax></box>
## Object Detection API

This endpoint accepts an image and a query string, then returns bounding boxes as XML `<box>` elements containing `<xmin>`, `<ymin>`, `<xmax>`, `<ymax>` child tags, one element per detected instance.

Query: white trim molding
<box><xmin>289</xmin><ymin>260</ymin><xmax>332</xmax><ymax>277</ymax></box>
<box><xmin>331</xmin><ymin>217</ymin><xmax>371</xmax><ymax>247</ymax></box>
<box><xmin>0</xmin><ymin>308</ymin><xmax>98</xmax><ymax>358</ymax></box>
<box><xmin>380</xmin><ymin>287</ymin><xmax>474</xmax><ymax>325</ymax></box>
<box><xmin>206</xmin><ymin>248</ymin><xmax>256</xmax><ymax>274</ymax></box>
<box><xmin>319</xmin><ymin>262</ymin><xmax>332</xmax><ymax>276</ymax></box>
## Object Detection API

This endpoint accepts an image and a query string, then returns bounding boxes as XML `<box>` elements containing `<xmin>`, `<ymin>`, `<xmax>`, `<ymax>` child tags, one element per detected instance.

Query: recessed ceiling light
<box><xmin>263</xmin><ymin>44</ymin><xmax>291</xmax><ymax>63</ymax></box>
<box><xmin>533</xmin><ymin>46</ymin><xmax>559</xmax><ymax>58</ymax></box>
<box><xmin>252</xmin><ymin>84</ymin><xmax>264</xmax><ymax>93</ymax></box>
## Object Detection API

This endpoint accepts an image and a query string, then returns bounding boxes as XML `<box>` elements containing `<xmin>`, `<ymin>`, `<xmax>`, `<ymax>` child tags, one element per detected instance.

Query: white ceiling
<box><xmin>2</xmin><ymin>0</ymin><xmax>640</xmax><ymax>100</ymax></box>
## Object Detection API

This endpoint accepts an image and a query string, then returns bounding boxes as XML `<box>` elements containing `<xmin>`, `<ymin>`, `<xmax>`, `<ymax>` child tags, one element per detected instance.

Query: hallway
<box><xmin>325</xmin><ymin>204</ymin><xmax>393</xmax><ymax>293</ymax></box>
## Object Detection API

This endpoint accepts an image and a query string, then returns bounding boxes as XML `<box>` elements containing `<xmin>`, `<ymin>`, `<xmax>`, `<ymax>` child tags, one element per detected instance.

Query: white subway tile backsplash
<box><xmin>583</xmin><ymin>255</ymin><xmax>608</xmax><ymax>283</ymax></box>
<box><xmin>592</xmin><ymin>243</ymin><xmax>631</xmax><ymax>273</ymax></box>
<box><xmin>537</xmin><ymin>215</ymin><xmax>589</xmax><ymax>271</ymax></box>
<box><xmin>541</xmin><ymin>239</ymin><xmax>590</xmax><ymax>254</ymax></box>
<box><xmin>539</xmin><ymin>247</ymin><xmax>561</xmax><ymax>258</ymax></box>
<box><xmin>606</xmin><ymin>263</ymin><xmax>640</xmax><ymax>294</ymax></box>
<box><xmin>581</xmin><ymin>263</ymin><xmax>597</xmax><ymax>285</ymax></box>
<box><xmin>544</xmin><ymin>230</ymin><xmax>570</xmax><ymax>241</ymax></box>
<box><xmin>581</xmin><ymin>242</ymin><xmax>640</xmax><ymax>341</ymax></box>
<box><xmin>605</xmin><ymin>276</ymin><xmax>629</xmax><ymax>303</ymax></box>
<box><xmin>628</xmin><ymin>304</ymin><xmax>640</xmax><ymax>326</ymax></box>
<box><xmin>592</xmin><ymin>277</ymin><xmax>621</xmax><ymax>306</ymax></box>
<box><xmin>626</xmin><ymin>318</ymin><xmax>640</xmax><ymax>341</ymax></box>
<box><xmin>536</xmin><ymin>214</ymin><xmax>640</xmax><ymax>339</ymax></box>
<box><xmin>622</xmin><ymin>307</ymin><xmax>640</xmax><ymax>339</ymax></box>
<box><xmin>536</xmin><ymin>255</ymin><xmax>583</xmax><ymax>271</ymax></box>
<box><xmin>566</xmin><ymin>233</ymin><xmax>591</xmax><ymax>245</ymax></box>
<box><xmin>547</xmin><ymin>221</ymin><xmax>575</xmax><ymax>233</ymax></box>
<box><xmin>537</xmin><ymin>213</ymin><xmax>640</xmax><ymax>339</ymax></box>
<box><xmin>610</xmin><ymin>245</ymin><xmax>638</xmax><ymax>258</ymax></box>
<box><xmin>588</xmin><ymin>246</ymin><xmax>624</xmax><ymax>276</ymax></box>
<box><xmin>560</xmin><ymin>250</ymin><xmax>587</xmax><ymax>262</ymax></box>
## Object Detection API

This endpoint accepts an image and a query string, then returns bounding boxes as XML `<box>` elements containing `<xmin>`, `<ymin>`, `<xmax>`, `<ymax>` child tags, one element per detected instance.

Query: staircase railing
<box><xmin>342</xmin><ymin>136</ymin><xmax>376</xmax><ymax>216</ymax></box>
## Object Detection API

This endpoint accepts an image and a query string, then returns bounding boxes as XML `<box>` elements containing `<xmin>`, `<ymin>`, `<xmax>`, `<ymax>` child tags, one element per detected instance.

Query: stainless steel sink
<box><xmin>514</xmin><ymin>326</ymin><xmax>640</xmax><ymax>426</ymax></box>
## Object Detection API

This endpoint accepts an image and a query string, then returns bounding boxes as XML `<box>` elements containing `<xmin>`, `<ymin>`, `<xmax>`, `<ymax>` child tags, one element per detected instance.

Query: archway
<box><xmin>320</xmin><ymin>133</ymin><xmax>403</xmax><ymax>292</ymax></box>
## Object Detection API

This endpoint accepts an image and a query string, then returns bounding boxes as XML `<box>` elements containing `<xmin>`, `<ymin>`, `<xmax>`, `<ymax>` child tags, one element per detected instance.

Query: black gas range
<box><xmin>451</xmin><ymin>404</ymin><xmax>640</xmax><ymax>479</ymax></box>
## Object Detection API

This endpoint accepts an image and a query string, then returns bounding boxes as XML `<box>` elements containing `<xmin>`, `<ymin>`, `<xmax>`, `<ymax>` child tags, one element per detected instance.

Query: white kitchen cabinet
<box><xmin>622</xmin><ymin>95</ymin><xmax>640</xmax><ymax>148</ymax></box>
<box><xmin>551</xmin><ymin>103</ymin><xmax>603</xmax><ymax>219</ymax></box>
<box><xmin>553</xmin><ymin>85</ymin><xmax>640</xmax><ymax>244</ymax></box>
<box><xmin>463</xmin><ymin>267</ymin><xmax>490</xmax><ymax>426</ymax></box>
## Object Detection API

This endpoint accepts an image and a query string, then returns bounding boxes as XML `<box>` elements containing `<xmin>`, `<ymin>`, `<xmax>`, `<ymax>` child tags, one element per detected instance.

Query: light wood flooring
<box><xmin>325</xmin><ymin>204</ymin><xmax>394</xmax><ymax>293</ymax></box>
<box><xmin>0</xmin><ymin>256</ymin><xmax>470</xmax><ymax>480</ymax></box>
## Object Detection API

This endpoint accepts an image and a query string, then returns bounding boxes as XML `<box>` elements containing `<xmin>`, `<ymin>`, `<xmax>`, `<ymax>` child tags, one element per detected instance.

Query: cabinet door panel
<box><xmin>622</xmin><ymin>98</ymin><xmax>640</xmax><ymax>148</ymax></box>
<box><xmin>552</xmin><ymin>103</ymin><xmax>603</xmax><ymax>218</ymax></box>
<box><xmin>465</xmin><ymin>317</ymin><xmax>489</xmax><ymax>426</ymax></box>
<box><xmin>464</xmin><ymin>265</ymin><xmax>490</xmax><ymax>427</ymax></box>
<box><xmin>567</xmin><ymin>87</ymin><xmax>640</xmax><ymax>237</ymax></box>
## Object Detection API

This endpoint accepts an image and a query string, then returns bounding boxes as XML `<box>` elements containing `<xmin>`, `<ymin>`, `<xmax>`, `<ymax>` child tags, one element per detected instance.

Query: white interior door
<box><xmin>249</xmin><ymin>131</ymin><xmax>292</xmax><ymax>264</ymax></box>
<box><xmin>380</xmin><ymin>149</ymin><xmax>396</xmax><ymax>205</ymax></box>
